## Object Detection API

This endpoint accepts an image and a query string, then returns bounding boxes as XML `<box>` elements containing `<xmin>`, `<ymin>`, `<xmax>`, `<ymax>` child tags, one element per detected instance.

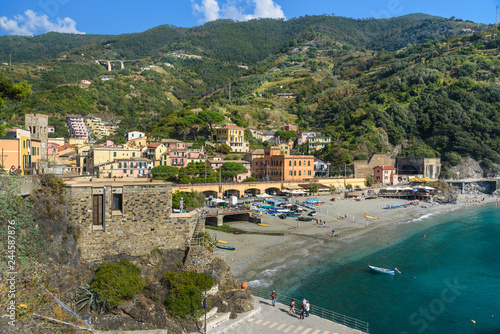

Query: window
<box><xmin>308</xmin><ymin>171</ymin><xmax>311</xmax><ymax>176</ymax></box>
<box><xmin>289</xmin><ymin>161</ymin><xmax>291</xmax><ymax>166</ymax></box>
<box><xmin>118</xmin><ymin>162</ymin><xmax>122</xmax><ymax>168</ymax></box>
<box><xmin>308</xmin><ymin>161</ymin><xmax>311</xmax><ymax>166</ymax></box>
<box><xmin>93</xmin><ymin>194</ymin><xmax>104</xmax><ymax>226</ymax></box>
<box><xmin>299</xmin><ymin>171</ymin><xmax>301</xmax><ymax>176</ymax></box>
<box><xmin>113</xmin><ymin>193</ymin><xmax>123</xmax><ymax>211</ymax></box>
<box><xmin>113</xmin><ymin>152</ymin><xmax>117</xmax><ymax>157</ymax></box>
<box><xmin>294</xmin><ymin>161</ymin><xmax>296</xmax><ymax>166</ymax></box>
<box><xmin>289</xmin><ymin>171</ymin><xmax>292</xmax><ymax>176</ymax></box>
<box><xmin>299</xmin><ymin>161</ymin><xmax>301</xmax><ymax>166</ymax></box>
<box><xmin>132</xmin><ymin>152</ymin><xmax>135</xmax><ymax>157</ymax></box>
<box><xmin>83</xmin><ymin>158</ymin><xmax>87</xmax><ymax>164</ymax></box>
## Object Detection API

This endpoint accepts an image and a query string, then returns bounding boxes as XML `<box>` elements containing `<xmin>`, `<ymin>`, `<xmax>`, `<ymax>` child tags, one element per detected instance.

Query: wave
<box><xmin>256</xmin><ymin>264</ymin><xmax>288</xmax><ymax>278</ymax></box>
<box><xmin>412</xmin><ymin>213</ymin><xmax>435</xmax><ymax>222</ymax></box>
<box><xmin>247</xmin><ymin>279</ymin><xmax>272</xmax><ymax>288</ymax></box>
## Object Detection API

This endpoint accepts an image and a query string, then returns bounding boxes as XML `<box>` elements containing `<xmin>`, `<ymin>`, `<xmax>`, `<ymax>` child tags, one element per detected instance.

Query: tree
<box><xmin>346</xmin><ymin>184</ymin><xmax>353</xmax><ymax>190</ymax></box>
<box><xmin>275</xmin><ymin>130</ymin><xmax>298</xmax><ymax>141</ymax></box>
<box><xmin>365</xmin><ymin>176</ymin><xmax>374</xmax><ymax>187</ymax></box>
<box><xmin>307</xmin><ymin>182</ymin><xmax>320</xmax><ymax>195</ymax></box>
<box><xmin>178</xmin><ymin>161</ymin><xmax>217</xmax><ymax>184</ymax></box>
<box><xmin>329</xmin><ymin>185</ymin><xmax>337</xmax><ymax>193</ymax></box>
<box><xmin>217</xmin><ymin>143</ymin><xmax>231</xmax><ymax>154</ymax></box>
<box><xmin>219</xmin><ymin>162</ymin><xmax>248</xmax><ymax>181</ymax></box>
<box><xmin>199</xmin><ymin>110</ymin><xmax>225</xmax><ymax>132</ymax></box>
<box><xmin>151</xmin><ymin>165</ymin><xmax>178</xmax><ymax>181</ymax></box>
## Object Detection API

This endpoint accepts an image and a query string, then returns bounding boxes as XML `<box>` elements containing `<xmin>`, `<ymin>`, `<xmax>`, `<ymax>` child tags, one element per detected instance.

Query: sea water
<box><xmin>252</xmin><ymin>204</ymin><xmax>500</xmax><ymax>334</ymax></box>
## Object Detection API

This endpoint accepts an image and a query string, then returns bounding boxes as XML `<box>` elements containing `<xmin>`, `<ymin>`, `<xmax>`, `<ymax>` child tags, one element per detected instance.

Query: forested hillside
<box><xmin>0</xmin><ymin>14</ymin><xmax>498</xmax><ymax>173</ymax></box>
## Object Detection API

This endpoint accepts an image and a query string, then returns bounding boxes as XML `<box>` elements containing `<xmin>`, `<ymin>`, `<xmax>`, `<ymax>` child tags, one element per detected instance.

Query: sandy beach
<box><xmin>210</xmin><ymin>194</ymin><xmax>496</xmax><ymax>283</ymax></box>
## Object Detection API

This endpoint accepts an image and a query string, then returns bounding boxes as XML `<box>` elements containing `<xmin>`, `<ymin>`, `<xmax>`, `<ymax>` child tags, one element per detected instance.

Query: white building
<box><xmin>127</xmin><ymin>131</ymin><xmax>145</xmax><ymax>142</ymax></box>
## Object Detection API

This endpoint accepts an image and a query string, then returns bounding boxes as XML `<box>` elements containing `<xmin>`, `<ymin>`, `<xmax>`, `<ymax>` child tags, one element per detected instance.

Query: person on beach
<box><xmin>305</xmin><ymin>301</ymin><xmax>310</xmax><ymax>317</ymax></box>
<box><xmin>271</xmin><ymin>291</ymin><xmax>277</xmax><ymax>306</ymax></box>
<box><xmin>332</xmin><ymin>229</ymin><xmax>335</xmax><ymax>237</ymax></box>
<box><xmin>300</xmin><ymin>304</ymin><xmax>305</xmax><ymax>319</ymax></box>
<box><xmin>288</xmin><ymin>299</ymin><xmax>295</xmax><ymax>315</ymax></box>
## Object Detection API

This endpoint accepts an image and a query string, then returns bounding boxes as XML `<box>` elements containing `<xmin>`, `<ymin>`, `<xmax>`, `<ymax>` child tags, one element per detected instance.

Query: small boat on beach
<box><xmin>368</xmin><ymin>265</ymin><xmax>395</xmax><ymax>275</ymax></box>
<box><xmin>298</xmin><ymin>216</ymin><xmax>314</xmax><ymax>221</ymax></box>
<box><xmin>216</xmin><ymin>244</ymin><xmax>236</xmax><ymax>251</ymax></box>
<box><xmin>364</xmin><ymin>214</ymin><xmax>380</xmax><ymax>219</ymax></box>
<box><xmin>216</xmin><ymin>240</ymin><xmax>227</xmax><ymax>244</ymax></box>
<box><xmin>258</xmin><ymin>223</ymin><xmax>270</xmax><ymax>227</ymax></box>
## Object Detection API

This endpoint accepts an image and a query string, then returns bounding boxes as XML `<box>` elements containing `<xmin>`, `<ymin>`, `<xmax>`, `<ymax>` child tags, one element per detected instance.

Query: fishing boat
<box><xmin>258</xmin><ymin>223</ymin><xmax>270</xmax><ymax>227</ymax></box>
<box><xmin>363</xmin><ymin>214</ymin><xmax>380</xmax><ymax>219</ymax></box>
<box><xmin>298</xmin><ymin>216</ymin><xmax>314</xmax><ymax>221</ymax></box>
<box><xmin>216</xmin><ymin>244</ymin><xmax>236</xmax><ymax>251</ymax></box>
<box><xmin>368</xmin><ymin>265</ymin><xmax>395</xmax><ymax>275</ymax></box>
<box><xmin>216</xmin><ymin>240</ymin><xmax>228</xmax><ymax>244</ymax></box>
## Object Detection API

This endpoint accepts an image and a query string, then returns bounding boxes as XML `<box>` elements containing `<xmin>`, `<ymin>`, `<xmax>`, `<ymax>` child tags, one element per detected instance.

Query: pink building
<box><xmin>161</xmin><ymin>139</ymin><xmax>186</xmax><ymax>150</ymax></box>
<box><xmin>66</xmin><ymin>116</ymin><xmax>88</xmax><ymax>139</ymax></box>
<box><xmin>373</xmin><ymin>165</ymin><xmax>398</xmax><ymax>185</ymax></box>
<box><xmin>297</xmin><ymin>132</ymin><xmax>317</xmax><ymax>145</ymax></box>
<box><xmin>283</xmin><ymin>123</ymin><xmax>299</xmax><ymax>132</ymax></box>
<box><xmin>48</xmin><ymin>142</ymin><xmax>60</xmax><ymax>156</ymax></box>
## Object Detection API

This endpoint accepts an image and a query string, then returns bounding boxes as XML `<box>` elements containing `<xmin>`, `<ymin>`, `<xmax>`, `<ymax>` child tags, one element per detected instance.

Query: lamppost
<box><xmin>203</xmin><ymin>264</ymin><xmax>216</xmax><ymax>334</ymax></box>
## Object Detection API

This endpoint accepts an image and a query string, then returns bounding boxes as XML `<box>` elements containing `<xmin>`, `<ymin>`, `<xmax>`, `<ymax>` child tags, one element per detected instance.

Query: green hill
<box><xmin>0</xmin><ymin>15</ymin><xmax>498</xmax><ymax>172</ymax></box>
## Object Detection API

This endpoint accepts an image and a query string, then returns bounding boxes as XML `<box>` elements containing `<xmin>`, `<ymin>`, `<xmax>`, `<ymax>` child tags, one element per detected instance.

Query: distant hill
<box><xmin>0</xmin><ymin>15</ymin><xmax>498</xmax><ymax>171</ymax></box>
<box><xmin>0</xmin><ymin>14</ymin><xmax>486</xmax><ymax>64</ymax></box>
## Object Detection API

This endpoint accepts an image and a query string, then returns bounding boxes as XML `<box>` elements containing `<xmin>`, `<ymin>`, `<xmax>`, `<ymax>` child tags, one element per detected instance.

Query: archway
<box><xmin>223</xmin><ymin>189</ymin><xmax>240</xmax><ymax>198</ymax></box>
<box><xmin>244</xmin><ymin>188</ymin><xmax>261</xmax><ymax>196</ymax></box>
<box><xmin>203</xmin><ymin>190</ymin><xmax>218</xmax><ymax>199</ymax></box>
<box><xmin>399</xmin><ymin>164</ymin><xmax>419</xmax><ymax>175</ymax></box>
<box><xmin>265</xmin><ymin>187</ymin><xmax>281</xmax><ymax>195</ymax></box>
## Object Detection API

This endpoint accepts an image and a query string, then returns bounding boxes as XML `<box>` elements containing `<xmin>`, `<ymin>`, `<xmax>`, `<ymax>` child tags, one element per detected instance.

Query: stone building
<box><xmin>353</xmin><ymin>154</ymin><xmax>396</xmax><ymax>179</ymax></box>
<box><xmin>396</xmin><ymin>157</ymin><xmax>441</xmax><ymax>179</ymax></box>
<box><xmin>64</xmin><ymin>180</ymin><xmax>201</xmax><ymax>261</ymax></box>
<box><xmin>25</xmin><ymin>113</ymin><xmax>49</xmax><ymax>160</ymax></box>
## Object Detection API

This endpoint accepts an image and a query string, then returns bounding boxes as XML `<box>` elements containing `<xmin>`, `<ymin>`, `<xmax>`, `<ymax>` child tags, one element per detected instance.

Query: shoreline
<box><xmin>211</xmin><ymin>194</ymin><xmax>497</xmax><ymax>284</ymax></box>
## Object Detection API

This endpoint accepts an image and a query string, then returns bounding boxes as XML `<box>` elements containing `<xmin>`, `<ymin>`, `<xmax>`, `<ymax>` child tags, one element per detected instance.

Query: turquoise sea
<box><xmin>251</xmin><ymin>204</ymin><xmax>500</xmax><ymax>334</ymax></box>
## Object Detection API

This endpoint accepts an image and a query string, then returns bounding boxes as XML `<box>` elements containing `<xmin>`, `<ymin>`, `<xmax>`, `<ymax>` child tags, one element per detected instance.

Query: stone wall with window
<box><xmin>64</xmin><ymin>180</ymin><xmax>200</xmax><ymax>261</ymax></box>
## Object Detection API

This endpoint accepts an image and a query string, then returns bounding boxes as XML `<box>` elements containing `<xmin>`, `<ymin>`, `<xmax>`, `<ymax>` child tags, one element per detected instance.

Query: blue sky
<box><xmin>0</xmin><ymin>0</ymin><xmax>498</xmax><ymax>36</ymax></box>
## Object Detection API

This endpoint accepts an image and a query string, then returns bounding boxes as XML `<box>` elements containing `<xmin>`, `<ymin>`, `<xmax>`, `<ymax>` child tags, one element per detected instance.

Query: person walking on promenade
<box><xmin>305</xmin><ymin>300</ymin><xmax>310</xmax><ymax>317</ymax></box>
<box><xmin>299</xmin><ymin>303</ymin><xmax>305</xmax><ymax>320</ymax></box>
<box><xmin>288</xmin><ymin>299</ymin><xmax>295</xmax><ymax>315</ymax></box>
<box><xmin>271</xmin><ymin>291</ymin><xmax>277</xmax><ymax>307</ymax></box>
<box><xmin>302</xmin><ymin>297</ymin><xmax>307</xmax><ymax>308</ymax></box>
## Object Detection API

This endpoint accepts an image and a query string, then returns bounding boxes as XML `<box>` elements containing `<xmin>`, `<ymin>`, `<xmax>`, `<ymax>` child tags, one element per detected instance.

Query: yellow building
<box><xmin>214</xmin><ymin>125</ymin><xmax>249</xmax><ymax>153</ymax></box>
<box><xmin>85</xmin><ymin>117</ymin><xmax>109</xmax><ymax>139</ymax></box>
<box><xmin>90</xmin><ymin>147</ymin><xmax>141</xmax><ymax>170</ymax></box>
<box><xmin>146</xmin><ymin>143</ymin><xmax>168</xmax><ymax>167</ymax></box>
<box><xmin>0</xmin><ymin>128</ymin><xmax>34</xmax><ymax>174</ymax></box>
<box><xmin>126</xmin><ymin>136</ymin><xmax>148</xmax><ymax>148</ymax></box>
<box><xmin>279</xmin><ymin>143</ymin><xmax>291</xmax><ymax>156</ymax></box>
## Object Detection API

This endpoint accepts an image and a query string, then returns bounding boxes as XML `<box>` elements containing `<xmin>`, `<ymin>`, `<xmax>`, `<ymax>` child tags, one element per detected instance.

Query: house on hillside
<box><xmin>373</xmin><ymin>165</ymin><xmax>398</xmax><ymax>185</ymax></box>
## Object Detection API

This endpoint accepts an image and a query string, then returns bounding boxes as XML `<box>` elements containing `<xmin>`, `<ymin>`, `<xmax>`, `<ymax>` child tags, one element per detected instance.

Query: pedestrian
<box><xmin>302</xmin><ymin>297</ymin><xmax>307</xmax><ymax>308</ymax></box>
<box><xmin>332</xmin><ymin>229</ymin><xmax>335</xmax><ymax>237</ymax></box>
<box><xmin>271</xmin><ymin>291</ymin><xmax>277</xmax><ymax>307</ymax></box>
<box><xmin>300</xmin><ymin>304</ymin><xmax>305</xmax><ymax>320</ymax></box>
<box><xmin>305</xmin><ymin>300</ymin><xmax>310</xmax><ymax>317</ymax></box>
<box><xmin>288</xmin><ymin>299</ymin><xmax>295</xmax><ymax>315</ymax></box>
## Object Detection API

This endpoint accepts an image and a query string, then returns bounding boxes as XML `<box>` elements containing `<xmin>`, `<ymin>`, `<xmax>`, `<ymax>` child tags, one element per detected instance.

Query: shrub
<box><xmin>165</xmin><ymin>286</ymin><xmax>202</xmax><ymax>318</ymax></box>
<box><xmin>91</xmin><ymin>260</ymin><xmax>145</xmax><ymax>308</ymax></box>
<box><xmin>163</xmin><ymin>271</ymin><xmax>213</xmax><ymax>318</ymax></box>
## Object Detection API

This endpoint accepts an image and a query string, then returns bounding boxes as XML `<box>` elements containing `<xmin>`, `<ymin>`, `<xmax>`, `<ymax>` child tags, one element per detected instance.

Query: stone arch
<box><xmin>399</xmin><ymin>164</ymin><xmax>419</xmax><ymax>175</ymax></box>
<box><xmin>265</xmin><ymin>187</ymin><xmax>280</xmax><ymax>195</ymax></box>
<box><xmin>245</xmin><ymin>188</ymin><xmax>261</xmax><ymax>196</ymax></box>
<box><xmin>203</xmin><ymin>190</ymin><xmax>218</xmax><ymax>199</ymax></box>
<box><xmin>223</xmin><ymin>189</ymin><xmax>240</xmax><ymax>198</ymax></box>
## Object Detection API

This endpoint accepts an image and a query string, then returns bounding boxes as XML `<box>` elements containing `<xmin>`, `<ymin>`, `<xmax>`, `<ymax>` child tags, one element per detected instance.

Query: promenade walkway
<box><xmin>212</xmin><ymin>297</ymin><xmax>365</xmax><ymax>334</ymax></box>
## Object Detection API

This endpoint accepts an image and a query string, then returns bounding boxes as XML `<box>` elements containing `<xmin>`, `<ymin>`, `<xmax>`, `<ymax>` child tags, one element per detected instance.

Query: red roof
<box><xmin>57</xmin><ymin>144</ymin><xmax>75</xmax><ymax>151</ymax></box>
<box><xmin>217</xmin><ymin>125</ymin><xmax>244</xmax><ymax>130</ymax></box>
<box><xmin>374</xmin><ymin>165</ymin><xmax>397</xmax><ymax>170</ymax></box>
<box><xmin>147</xmin><ymin>143</ymin><xmax>163</xmax><ymax>148</ymax></box>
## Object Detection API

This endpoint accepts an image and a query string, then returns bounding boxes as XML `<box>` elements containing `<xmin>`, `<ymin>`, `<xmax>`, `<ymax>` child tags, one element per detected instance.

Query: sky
<box><xmin>0</xmin><ymin>0</ymin><xmax>498</xmax><ymax>36</ymax></box>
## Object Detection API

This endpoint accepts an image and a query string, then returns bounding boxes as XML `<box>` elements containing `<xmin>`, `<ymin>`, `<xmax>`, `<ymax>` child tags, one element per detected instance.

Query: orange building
<box><xmin>251</xmin><ymin>146</ymin><xmax>314</xmax><ymax>182</ymax></box>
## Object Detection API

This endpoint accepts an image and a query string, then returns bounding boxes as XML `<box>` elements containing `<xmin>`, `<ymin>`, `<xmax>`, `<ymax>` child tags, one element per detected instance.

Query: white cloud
<box><xmin>192</xmin><ymin>0</ymin><xmax>285</xmax><ymax>23</ymax></box>
<box><xmin>0</xmin><ymin>10</ymin><xmax>85</xmax><ymax>36</ymax></box>
<box><xmin>192</xmin><ymin>0</ymin><xmax>221</xmax><ymax>23</ymax></box>
<box><xmin>244</xmin><ymin>0</ymin><xmax>285</xmax><ymax>20</ymax></box>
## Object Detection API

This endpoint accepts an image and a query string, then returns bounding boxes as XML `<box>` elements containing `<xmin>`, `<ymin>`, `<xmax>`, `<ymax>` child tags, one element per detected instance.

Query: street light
<box><xmin>204</xmin><ymin>264</ymin><xmax>216</xmax><ymax>334</ymax></box>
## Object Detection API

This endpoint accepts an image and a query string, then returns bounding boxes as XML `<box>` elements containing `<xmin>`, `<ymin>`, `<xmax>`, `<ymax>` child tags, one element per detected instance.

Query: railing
<box><xmin>250</xmin><ymin>286</ymin><xmax>369</xmax><ymax>333</ymax></box>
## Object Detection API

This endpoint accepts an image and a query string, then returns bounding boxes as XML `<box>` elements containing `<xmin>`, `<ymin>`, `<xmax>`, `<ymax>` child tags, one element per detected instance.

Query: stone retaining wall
<box><xmin>64</xmin><ymin>181</ymin><xmax>199</xmax><ymax>262</ymax></box>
